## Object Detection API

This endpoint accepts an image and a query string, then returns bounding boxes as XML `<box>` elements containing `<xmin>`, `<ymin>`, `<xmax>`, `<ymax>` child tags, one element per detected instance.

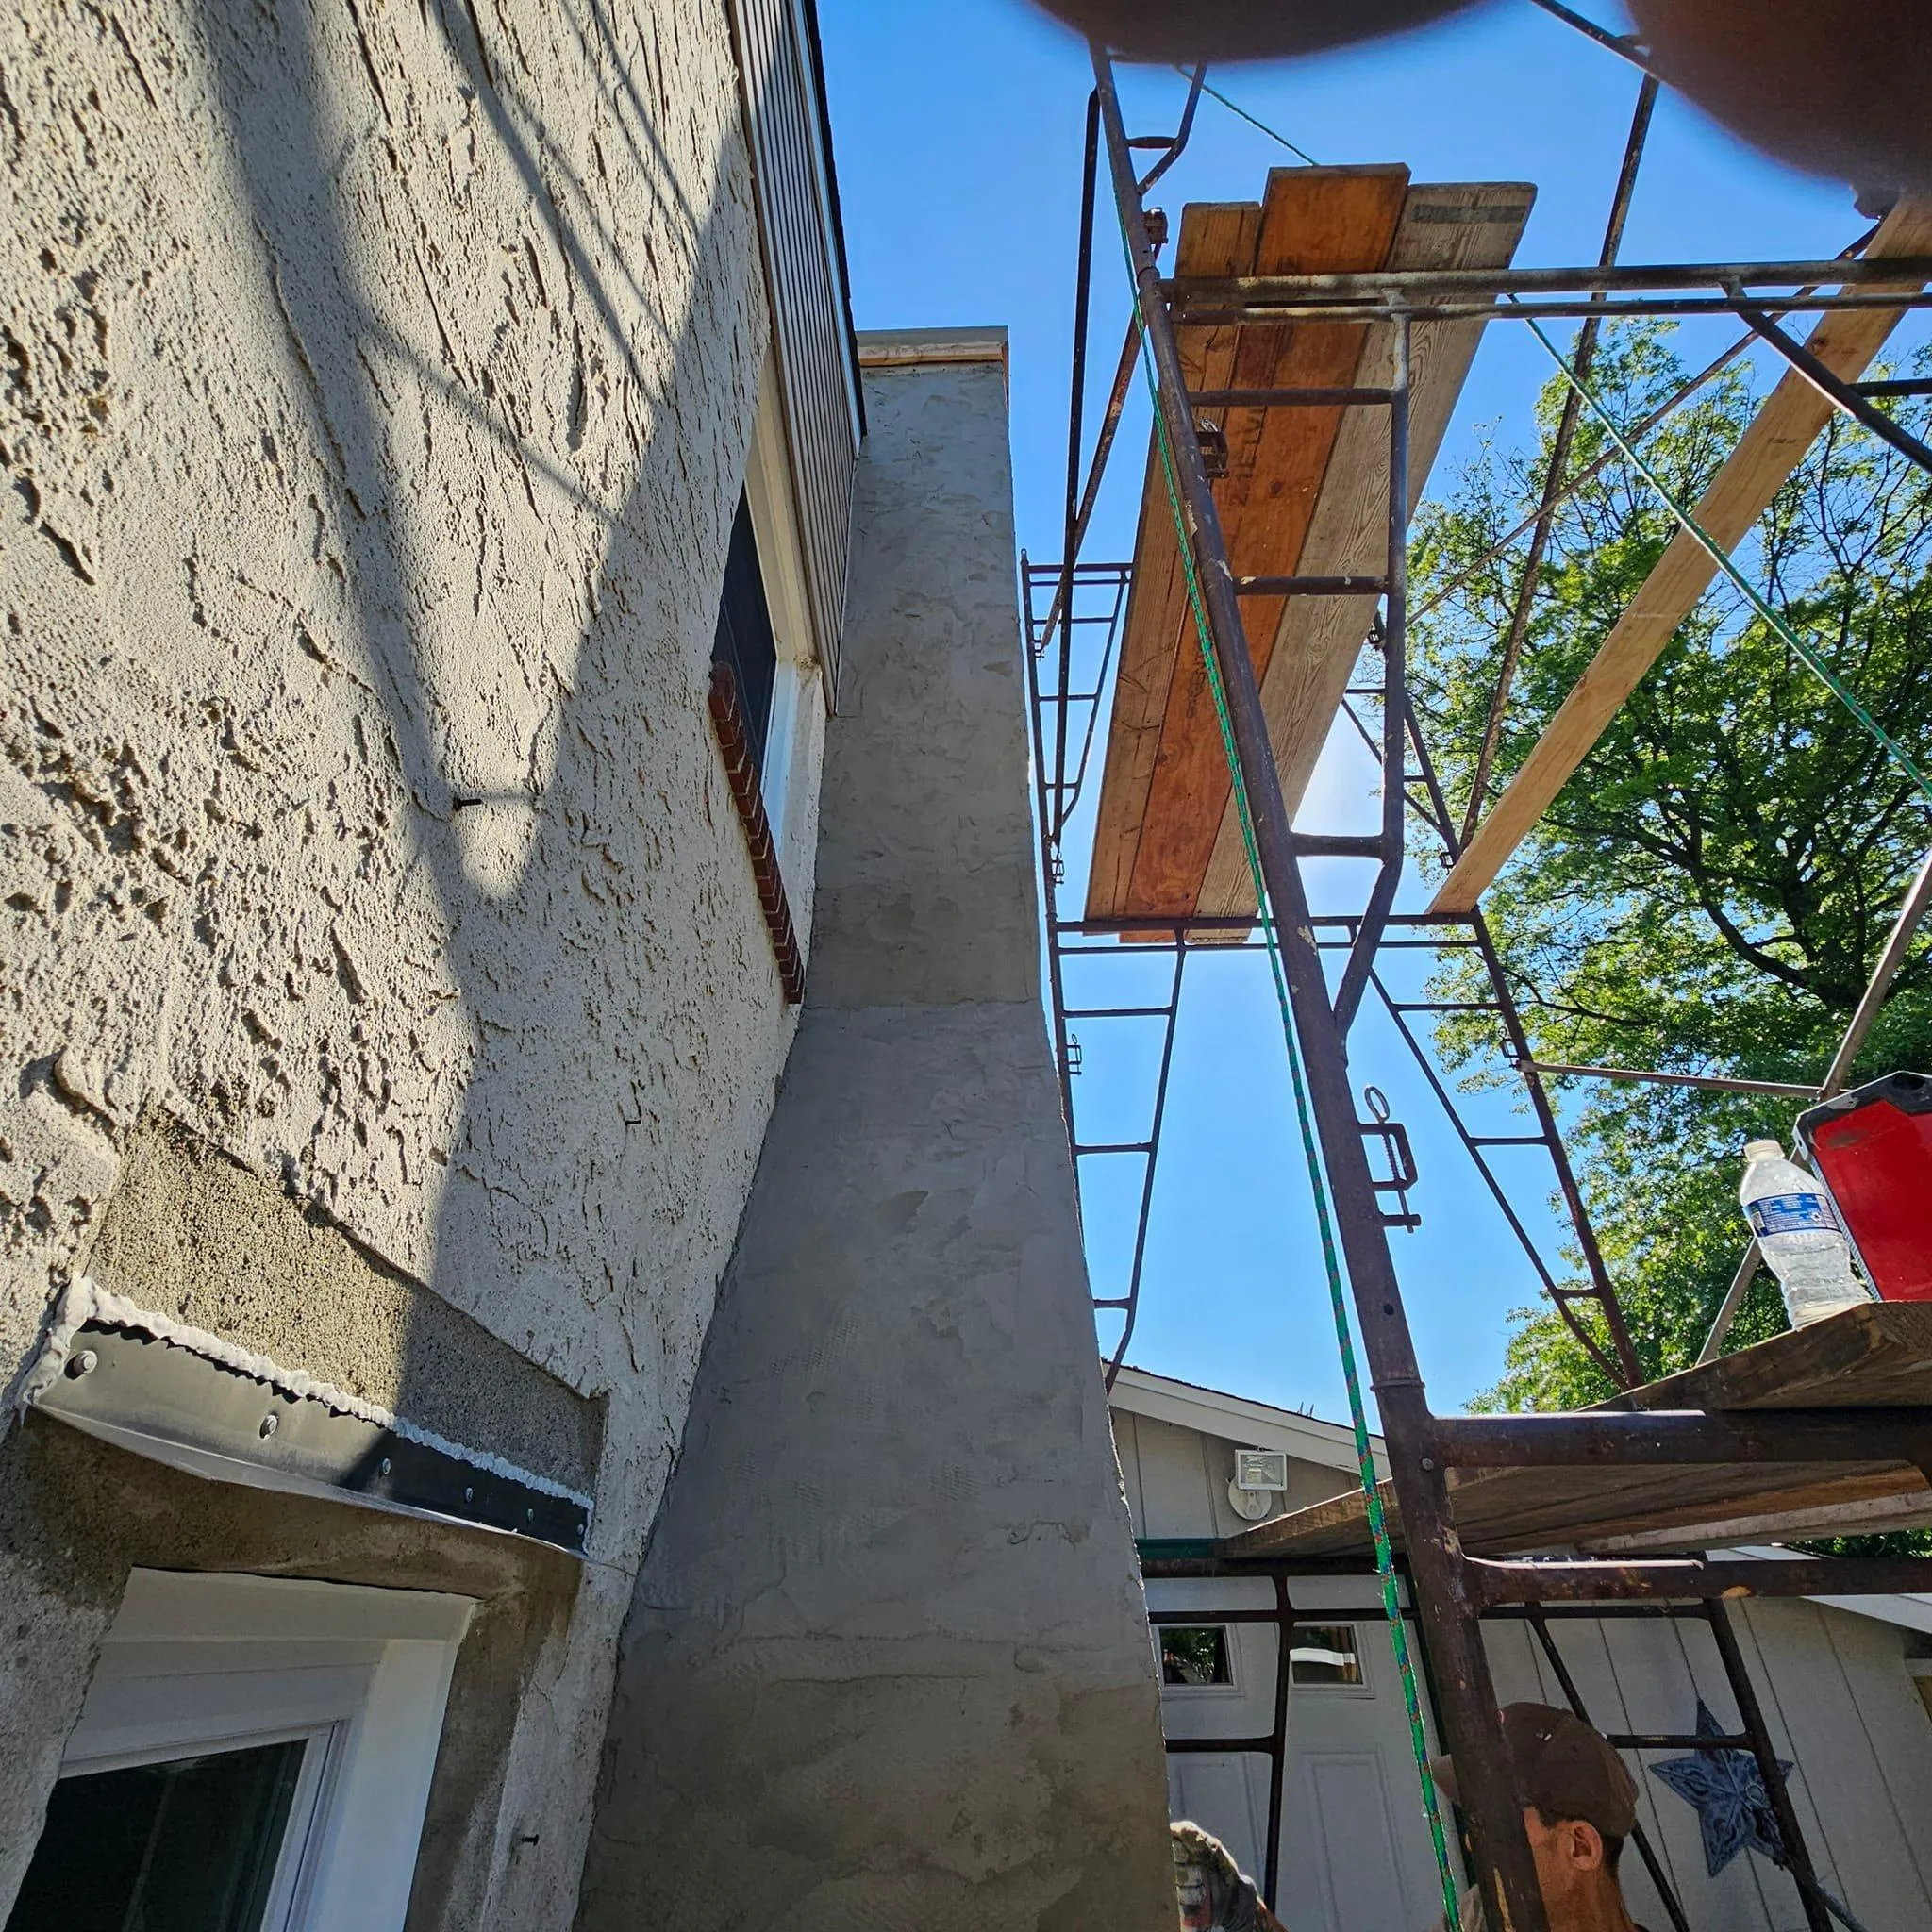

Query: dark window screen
<box><xmin>1159</xmin><ymin>1625</ymin><xmax>1233</xmax><ymax>1686</ymax></box>
<box><xmin>712</xmin><ymin>491</ymin><xmax>780</xmax><ymax>775</ymax></box>
<box><xmin>7</xmin><ymin>1738</ymin><xmax>306</xmax><ymax>1932</ymax></box>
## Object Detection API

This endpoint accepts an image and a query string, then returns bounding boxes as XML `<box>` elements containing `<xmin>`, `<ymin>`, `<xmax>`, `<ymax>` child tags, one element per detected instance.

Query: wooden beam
<box><xmin>1430</xmin><ymin>194</ymin><xmax>1932</xmax><ymax>915</ymax></box>
<box><xmin>1197</xmin><ymin>181</ymin><xmax>1534</xmax><ymax>916</ymax></box>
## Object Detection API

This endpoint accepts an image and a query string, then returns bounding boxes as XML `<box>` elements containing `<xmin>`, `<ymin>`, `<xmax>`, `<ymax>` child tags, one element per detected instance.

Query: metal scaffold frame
<box><xmin>1035</xmin><ymin>42</ymin><xmax>1932</xmax><ymax>1932</ymax></box>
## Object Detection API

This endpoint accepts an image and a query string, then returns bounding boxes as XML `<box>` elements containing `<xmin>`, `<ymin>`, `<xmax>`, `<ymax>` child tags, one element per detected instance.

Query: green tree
<box><xmin>1406</xmin><ymin>323</ymin><xmax>1932</xmax><ymax>1415</ymax></box>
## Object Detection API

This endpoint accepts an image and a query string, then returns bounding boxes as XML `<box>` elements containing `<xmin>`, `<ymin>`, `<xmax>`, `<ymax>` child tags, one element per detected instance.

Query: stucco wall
<box><xmin>576</xmin><ymin>341</ymin><xmax>1177</xmax><ymax>1932</ymax></box>
<box><xmin>0</xmin><ymin>0</ymin><xmax>814</xmax><ymax>1921</ymax></box>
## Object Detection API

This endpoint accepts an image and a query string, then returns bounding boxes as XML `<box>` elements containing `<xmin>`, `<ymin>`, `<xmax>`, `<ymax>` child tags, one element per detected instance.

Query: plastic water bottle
<box><xmin>1739</xmin><ymin>1140</ymin><xmax>1874</xmax><ymax>1325</ymax></box>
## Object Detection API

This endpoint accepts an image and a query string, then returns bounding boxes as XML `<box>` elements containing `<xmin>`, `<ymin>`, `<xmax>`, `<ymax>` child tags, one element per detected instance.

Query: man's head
<box><xmin>1432</xmin><ymin>1704</ymin><xmax>1639</xmax><ymax>1921</ymax></box>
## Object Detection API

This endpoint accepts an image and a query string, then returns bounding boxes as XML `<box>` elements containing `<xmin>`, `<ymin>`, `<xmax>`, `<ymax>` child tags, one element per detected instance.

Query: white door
<box><xmin>1277</xmin><ymin>1612</ymin><xmax>1444</xmax><ymax>1932</ymax></box>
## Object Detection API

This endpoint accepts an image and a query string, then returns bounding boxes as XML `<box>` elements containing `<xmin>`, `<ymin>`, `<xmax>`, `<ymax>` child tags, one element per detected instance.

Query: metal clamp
<box><xmin>1359</xmin><ymin>1086</ymin><xmax>1421</xmax><ymax>1230</ymax></box>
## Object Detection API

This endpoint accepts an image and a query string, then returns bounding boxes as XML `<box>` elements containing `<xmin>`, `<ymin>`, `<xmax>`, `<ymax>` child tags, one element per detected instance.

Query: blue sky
<box><xmin>814</xmin><ymin>0</ymin><xmax>1877</xmax><ymax>1422</ymax></box>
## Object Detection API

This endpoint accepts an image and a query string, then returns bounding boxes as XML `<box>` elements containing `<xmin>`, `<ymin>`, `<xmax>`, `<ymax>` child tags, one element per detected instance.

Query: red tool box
<box><xmin>1795</xmin><ymin>1072</ymin><xmax>1932</xmax><ymax>1301</ymax></box>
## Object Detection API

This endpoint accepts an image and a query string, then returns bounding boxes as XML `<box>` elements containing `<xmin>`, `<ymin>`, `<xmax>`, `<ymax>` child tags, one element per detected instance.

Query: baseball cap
<box><xmin>1430</xmin><ymin>1703</ymin><xmax>1639</xmax><ymax>1839</ymax></box>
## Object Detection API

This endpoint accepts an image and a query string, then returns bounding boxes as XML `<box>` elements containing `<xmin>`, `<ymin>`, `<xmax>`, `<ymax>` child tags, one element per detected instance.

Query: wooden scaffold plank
<box><xmin>1086</xmin><ymin>200</ymin><xmax>1261</xmax><ymax>919</ymax></box>
<box><xmin>1117</xmin><ymin>163</ymin><xmax>1409</xmax><ymax>922</ymax></box>
<box><xmin>1196</xmin><ymin>179</ymin><xmax>1535</xmax><ymax>916</ymax></box>
<box><xmin>1219</xmin><ymin>1304</ymin><xmax>1932</xmax><ymax>1562</ymax></box>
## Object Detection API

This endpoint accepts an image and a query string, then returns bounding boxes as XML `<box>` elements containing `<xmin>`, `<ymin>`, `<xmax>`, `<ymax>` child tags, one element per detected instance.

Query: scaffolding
<box><xmin>1035</xmin><ymin>40</ymin><xmax>1932</xmax><ymax>1932</ymax></box>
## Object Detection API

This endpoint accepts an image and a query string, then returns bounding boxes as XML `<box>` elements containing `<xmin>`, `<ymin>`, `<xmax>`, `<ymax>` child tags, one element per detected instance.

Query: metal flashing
<box><xmin>20</xmin><ymin>1285</ymin><xmax>591</xmax><ymax>1556</ymax></box>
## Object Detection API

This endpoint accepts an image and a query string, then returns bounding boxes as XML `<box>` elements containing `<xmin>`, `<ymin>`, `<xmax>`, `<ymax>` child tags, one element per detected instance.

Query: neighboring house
<box><xmin>1113</xmin><ymin>1366</ymin><xmax>1932</xmax><ymax>1932</ymax></box>
<box><xmin>0</xmin><ymin>5</ymin><xmax>1173</xmax><ymax>1927</ymax></box>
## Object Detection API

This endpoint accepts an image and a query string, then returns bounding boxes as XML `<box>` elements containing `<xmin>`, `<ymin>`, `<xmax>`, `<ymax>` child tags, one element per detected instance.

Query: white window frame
<box><xmin>742</xmin><ymin>345</ymin><xmax>826</xmax><ymax>858</ymax></box>
<box><xmin>1156</xmin><ymin>1622</ymin><xmax>1244</xmax><ymax>1701</ymax></box>
<box><xmin>1288</xmin><ymin>1620</ymin><xmax>1373</xmax><ymax>1696</ymax></box>
<box><xmin>52</xmin><ymin>1569</ymin><xmax>474</xmax><ymax>1932</ymax></box>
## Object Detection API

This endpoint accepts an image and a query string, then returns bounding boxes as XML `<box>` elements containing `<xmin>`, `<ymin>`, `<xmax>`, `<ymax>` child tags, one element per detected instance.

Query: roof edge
<box><xmin>1108</xmin><ymin>1363</ymin><xmax>1387</xmax><ymax>1478</ymax></box>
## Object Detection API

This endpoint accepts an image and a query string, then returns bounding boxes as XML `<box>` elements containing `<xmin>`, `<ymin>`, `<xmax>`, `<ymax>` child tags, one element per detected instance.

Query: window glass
<box><xmin>7</xmin><ymin>1738</ymin><xmax>305</xmax><ymax>1932</ymax></box>
<box><xmin>712</xmin><ymin>491</ymin><xmax>781</xmax><ymax>773</ymax></box>
<box><xmin>1290</xmin><ymin>1624</ymin><xmax>1363</xmax><ymax>1687</ymax></box>
<box><xmin>1159</xmin><ymin>1625</ymin><xmax>1233</xmax><ymax>1687</ymax></box>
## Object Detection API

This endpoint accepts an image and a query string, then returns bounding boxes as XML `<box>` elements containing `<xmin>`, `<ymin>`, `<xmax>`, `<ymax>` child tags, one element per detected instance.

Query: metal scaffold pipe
<box><xmin>1088</xmin><ymin>45</ymin><xmax>1551</xmax><ymax>1932</ymax></box>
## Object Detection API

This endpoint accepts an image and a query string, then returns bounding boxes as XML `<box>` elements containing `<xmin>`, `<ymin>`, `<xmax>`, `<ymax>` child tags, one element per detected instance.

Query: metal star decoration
<box><xmin>1650</xmin><ymin>1699</ymin><xmax>1792</xmax><ymax>1876</ymax></box>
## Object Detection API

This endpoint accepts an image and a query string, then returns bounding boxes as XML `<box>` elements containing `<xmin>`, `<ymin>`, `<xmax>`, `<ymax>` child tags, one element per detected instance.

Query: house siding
<box><xmin>0</xmin><ymin>0</ymin><xmax>831</xmax><ymax>1922</ymax></box>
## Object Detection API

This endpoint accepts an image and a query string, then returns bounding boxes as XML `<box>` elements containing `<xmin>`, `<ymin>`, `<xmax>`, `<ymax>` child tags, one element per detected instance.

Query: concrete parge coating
<box><xmin>576</xmin><ymin>343</ymin><xmax>1176</xmax><ymax>1931</ymax></box>
<box><xmin>1</xmin><ymin>0</ymin><xmax>812</xmax><ymax>1921</ymax></box>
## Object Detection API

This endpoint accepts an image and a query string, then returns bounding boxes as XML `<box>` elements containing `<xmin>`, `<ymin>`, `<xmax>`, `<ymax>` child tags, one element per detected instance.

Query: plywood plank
<box><xmin>1223</xmin><ymin>1305</ymin><xmax>1932</xmax><ymax>1560</ymax></box>
<box><xmin>1115</xmin><ymin>165</ymin><xmax>1410</xmax><ymax>920</ymax></box>
<box><xmin>1197</xmin><ymin>182</ymin><xmax>1534</xmax><ymax>915</ymax></box>
<box><xmin>1085</xmin><ymin>203</ymin><xmax>1261</xmax><ymax>918</ymax></box>
<box><xmin>1430</xmin><ymin>194</ymin><xmax>1932</xmax><ymax>914</ymax></box>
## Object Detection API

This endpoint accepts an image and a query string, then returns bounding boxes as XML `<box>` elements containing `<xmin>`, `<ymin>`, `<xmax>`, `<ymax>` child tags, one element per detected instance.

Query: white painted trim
<box><xmin>742</xmin><ymin>349</ymin><xmax>827</xmax><ymax>873</ymax></box>
<box><xmin>760</xmin><ymin>658</ymin><xmax>802</xmax><ymax>848</ymax></box>
<box><xmin>744</xmin><ymin>347</ymin><xmax>818</xmax><ymax>680</ymax></box>
<box><xmin>1110</xmin><ymin>1366</ymin><xmax>1386</xmax><ymax>1478</ymax></box>
<box><xmin>54</xmin><ymin>1570</ymin><xmax>474</xmax><ymax>1932</ymax></box>
<box><xmin>1155</xmin><ymin>1618</ymin><xmax>1246</xmax><ymax>1701</ymax></box>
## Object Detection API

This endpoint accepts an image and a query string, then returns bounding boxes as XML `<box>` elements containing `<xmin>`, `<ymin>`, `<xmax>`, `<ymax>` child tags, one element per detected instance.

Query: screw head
<box><xmin>66</xmin><ymin>1349</ymin><xmax>98</xmax><ymax>1379</ymax></box>
<box><xmin>463</xmin><ymin>1485</ymin><xmax>474</xmax><ymax>1503</ymax></box>
<box><xmin>379</xmin><ymin>1457</ymin><xmax>392</xmax><ymax>1476</ymax></box>
<box><xmin>259</xmin><ymin>1413</ymin><xmax>278</xmax><ymax>1440</ymax></box>
<box><xmin>1420</xmin><ymin>1457</ymin><xmax>1437</xmax><ymax>1473</ymax></box>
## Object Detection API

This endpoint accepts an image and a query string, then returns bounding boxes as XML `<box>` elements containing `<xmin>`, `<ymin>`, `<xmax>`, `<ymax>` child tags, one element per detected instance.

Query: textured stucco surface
<box><xmin>576</xmin><ymin>351</ymin><xmax>1177</xmax><ymax>1931</ymax></box>
<box><xmin>0</xmin><ymin>0</ymin><xmax>817</xmax><ymax>1921</ymax></box>
<box><xmin>84</xmin><ymin>1119</ymin><xmax>601</xmax><ymax>1494</ymax></box>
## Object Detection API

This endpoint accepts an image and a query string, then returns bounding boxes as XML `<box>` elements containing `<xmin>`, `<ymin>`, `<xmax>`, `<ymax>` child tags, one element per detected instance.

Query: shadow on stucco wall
<box><xmin>8</xmin><ymin>0</ymin><xmax>792</xmax><ymax>1922</ymax></box>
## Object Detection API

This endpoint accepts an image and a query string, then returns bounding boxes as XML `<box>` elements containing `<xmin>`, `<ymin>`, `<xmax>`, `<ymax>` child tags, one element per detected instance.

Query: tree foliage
<box><xmin>1407</xmin><ymin>323</ymin><xmax>1932</xmax><ymax>1414</ymax></box>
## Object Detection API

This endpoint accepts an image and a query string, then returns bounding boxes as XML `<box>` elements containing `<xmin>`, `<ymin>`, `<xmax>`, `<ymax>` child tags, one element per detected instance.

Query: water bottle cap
<box><xmin>1743</xmin><ymin>1139</ymin><xmax>1784</xmax><ymax>1161</ymax></box>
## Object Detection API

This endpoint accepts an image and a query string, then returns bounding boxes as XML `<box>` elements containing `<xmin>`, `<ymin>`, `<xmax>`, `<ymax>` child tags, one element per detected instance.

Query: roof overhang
<box><xmin>1108</xmin><ymin>1364</ymin><xmax>1387</xmax><ymax>1480</ymax></box>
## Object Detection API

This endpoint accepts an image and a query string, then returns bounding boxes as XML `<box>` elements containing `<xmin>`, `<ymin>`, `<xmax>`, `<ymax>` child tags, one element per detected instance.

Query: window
<box><xmin>7</xmin><ymin>1570</ymin><xmax>474</xmax><ymax>1932</ymax></box>
<box><xmin>1159</xmin><ymin>1625</ymin><xmax>1233</xmax><ymax>1687</ymax></box>
<box><xmin>10</xmin><ymin>1738</ymin><xmax>314</xmax><ymax>1930</ymax></box>
<box><xmin>1290</xmin><ymin>1623</ymin><xmax>1364</xmax><ymax>1687</ymax></box>
<box><xmin>712</xmin><ymin>491</ymin><xmax>781</xmax><ymax>777</ymax></box>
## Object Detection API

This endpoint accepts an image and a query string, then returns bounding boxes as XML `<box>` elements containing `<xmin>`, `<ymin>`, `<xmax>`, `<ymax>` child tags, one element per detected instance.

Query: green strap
<box><xmin>1107</xmin><ymin>219</ymin><xmax>1465</xmax><ymax>1930</ymax></box>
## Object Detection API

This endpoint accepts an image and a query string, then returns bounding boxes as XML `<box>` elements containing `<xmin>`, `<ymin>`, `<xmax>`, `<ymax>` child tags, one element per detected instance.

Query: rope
<box><xmin>1518</xmin><ymin>312</ymin><xmax>1932</xmax><ymax>809</ymax></box>
<box><xmin>1108</xmin><ymin>207</ymin><xmax>1466</xmax><ymax>1932</ymax></box>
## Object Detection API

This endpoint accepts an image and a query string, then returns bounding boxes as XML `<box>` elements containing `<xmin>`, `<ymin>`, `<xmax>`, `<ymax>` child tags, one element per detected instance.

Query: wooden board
<box><xmin>1429</xmin><ymin>193</ymin><xmax>1932</xmax><ymax>915</ymax></box>
<box><xmin>1607</xmin><ymin>1299</ymin><xmax>1932</xmax><ymax>1412</ymax></box>
<box><xmin>1197</xmin><ymin>181</ymin><xmax>1535</xmax><ymax>916</ymax></box>
<box><xmin>1085</xmin><ymin>165</ymin><xmax>1411</xmax><ymax>921</ymax></box>
<box><xmin>1085</xmin><ymin>202</ymin><xmax>1262</xmax><ymax>918</ymax></box>
<box><xmin>1221</xmin><ymin>1304</ymin><xmax>1932</xmax><ymax>1562</ymax></box>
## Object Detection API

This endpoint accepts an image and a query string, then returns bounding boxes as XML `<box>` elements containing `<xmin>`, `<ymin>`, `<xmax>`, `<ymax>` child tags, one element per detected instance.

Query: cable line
<box><xmin>1173</xmin><ymin>65</ymin><xmax>1319</xmax><ymax>166</ymax></box>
